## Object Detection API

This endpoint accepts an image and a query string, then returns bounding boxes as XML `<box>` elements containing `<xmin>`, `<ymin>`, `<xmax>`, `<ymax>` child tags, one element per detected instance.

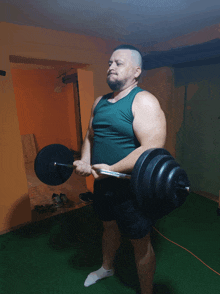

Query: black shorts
<box><xmin>92</xmin><ymin>178</ymin><xmax>155</xmax><ymax>240</ymax></box>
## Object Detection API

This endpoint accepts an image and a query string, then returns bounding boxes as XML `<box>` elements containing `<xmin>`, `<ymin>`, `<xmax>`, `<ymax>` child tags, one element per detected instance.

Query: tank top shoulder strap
<box><xmin>128</xmin><ymin>86</ymin><xmax>144</xmax><ymax>101</ymax></box>
<box><xmin>94</xmin><ymin>92</ymin><xmax>113</xmax><ymax>115</ymax></box>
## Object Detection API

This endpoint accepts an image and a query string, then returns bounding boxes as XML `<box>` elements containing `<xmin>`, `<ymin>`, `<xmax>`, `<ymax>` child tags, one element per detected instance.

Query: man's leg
<box><xmin>130</xmin><ymin>232</ymin><xmax>156</xmax><ymax>294</ymax></box>
<box><xmin>84</xmin><ymin>220</ymin><xmax>121</xmax><ymax>287</ymax></box>
<box><xmin>102</xmin><ymin>220</ymin><xmax>121</xmax><ymax>269</ymax></box>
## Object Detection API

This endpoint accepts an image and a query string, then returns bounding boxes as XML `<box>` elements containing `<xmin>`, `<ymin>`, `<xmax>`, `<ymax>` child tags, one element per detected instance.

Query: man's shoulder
<box><xmin>94</xmin><ymin>95</ymin><xmax>103</xmax><ymax>105</ymax></box>
<box><xmin>92</xmin><ymin>93</ymin><xmax>111</xmax><ymax>113</ymax></box>
<box><xmin>94</xmin><ymin>92</ymin><xmax>113</xmax><ymax>106</ymax></box>
<box><xmin>134</xmin><ymin>90</ymin><xmax>159</xmax><ymax>107</ymax></box>
<box><xmin>92</xmin><ymin>96</ymin><xmax>102</xmax><ymax>113</ymax></box>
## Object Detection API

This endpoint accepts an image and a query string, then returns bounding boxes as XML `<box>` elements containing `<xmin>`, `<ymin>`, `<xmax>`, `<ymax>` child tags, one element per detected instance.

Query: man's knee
<box><xmin>130</xmin><ymin>231</ymin><xmax>151</xmax><ymax>243</ymax></box>
<box><xmin>130</xmin><ymin>232</ymin><xmax>153</xmax><ymax>254</ymax></box>
<box><xmin>103</xmin><ymin>220</ymin><xmax>118</xmax><ymax>230</ymax></box>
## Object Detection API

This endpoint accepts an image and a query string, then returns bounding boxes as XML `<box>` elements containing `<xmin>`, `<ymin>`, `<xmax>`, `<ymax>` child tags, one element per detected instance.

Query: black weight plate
<box><xmin>131</xmin><ymin>148</ymin><xmax>171</xmax><ymax>200</ymax></box>
<box><xmin>34</xmin><ymin>144</ymin><xmax>74</xmax><ymax>186</ymax></box>
<box><xmin>150</xmin><ymin>161</ymin><xmax>190</xmax><ymax>220</ymax></box>
<box><xmin>137</xmin><ymin>155</ymin><xmax>174</xmax><ymax>217</ymax></box>
<box><xmin>155</xmin><ymin>159</ymin><xmax>179</xmax><ymax>200</ymax></box>
<box><xmin>140</xmin><ymin>154</ymin><xmax>174</xmax><ymax>201</ymax></box>
<box><xmin>166</xmin><ymin>167</ymin><xmax>190</xmax><ymax>208</ymax></box>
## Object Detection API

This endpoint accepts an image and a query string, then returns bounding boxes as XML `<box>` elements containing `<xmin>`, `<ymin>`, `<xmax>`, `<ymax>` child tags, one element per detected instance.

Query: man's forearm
<box><xmin>80</xmin><ymin>133</ymin><xmax>93</xmax><ymax>165</ymax></box>
<box><xmin>111</xmin><ymin>143</ymin><xmax>165</xmax><ymax>174</ymax></box>
<box><xmin>110</xmin><ymin>146</ymin><xmax>147</xmax><ymax>174</ymax></box>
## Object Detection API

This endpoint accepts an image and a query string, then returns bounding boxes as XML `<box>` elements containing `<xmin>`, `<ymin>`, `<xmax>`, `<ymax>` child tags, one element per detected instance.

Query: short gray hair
<box><xmin>113</xmin><ymin>44</ymin><xmax>143</xmax><ymax>70</ymax></box>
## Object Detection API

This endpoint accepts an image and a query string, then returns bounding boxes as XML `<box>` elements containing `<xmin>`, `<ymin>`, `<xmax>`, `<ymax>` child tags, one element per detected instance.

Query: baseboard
<box><xmin>194</xmin><ymin>190</ymin><xmax>219</xmax><ymax>205</ymax></box>
<box><xmin>0</xmin><ymin>220</ymin><xmax>33</xmax><ymax>236</ymax></box>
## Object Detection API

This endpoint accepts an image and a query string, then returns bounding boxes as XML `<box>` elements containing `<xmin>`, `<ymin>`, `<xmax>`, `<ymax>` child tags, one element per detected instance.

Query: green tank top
<box><xmin>92</xmin><ymin>86</ymin><xmax>144</xmax><ymax>165</ymax></box>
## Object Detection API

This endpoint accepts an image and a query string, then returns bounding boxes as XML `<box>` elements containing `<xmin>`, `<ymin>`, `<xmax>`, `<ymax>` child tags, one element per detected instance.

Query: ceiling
<box><xmin>1</xmin><ymin>0</ymin><xmax>220</xmax><ymax>48</ymax></box>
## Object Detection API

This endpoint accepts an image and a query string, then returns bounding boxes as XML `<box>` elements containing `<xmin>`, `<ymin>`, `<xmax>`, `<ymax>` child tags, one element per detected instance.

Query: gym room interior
<box><xmin>0</xmin><ymin>1</ymin><xmax>220</xmax><ymax>293</ymax></box>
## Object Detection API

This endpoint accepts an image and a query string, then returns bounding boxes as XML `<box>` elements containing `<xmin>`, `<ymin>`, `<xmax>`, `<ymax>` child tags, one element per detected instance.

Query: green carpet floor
<box><xmin>0</xmin><ymin>193</ymin><xmax>220</xmax><ymax>294</ymax></box>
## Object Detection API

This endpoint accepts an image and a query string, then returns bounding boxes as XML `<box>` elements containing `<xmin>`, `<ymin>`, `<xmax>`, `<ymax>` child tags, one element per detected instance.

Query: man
<box><xmin>73</xmin><ymin>45</ymin><xmax>166</xmax><ymax>294</ymax></box>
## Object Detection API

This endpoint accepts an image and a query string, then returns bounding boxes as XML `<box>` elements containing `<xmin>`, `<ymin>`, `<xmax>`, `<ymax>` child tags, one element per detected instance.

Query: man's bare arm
<box><xmin>110</xmin><ymin>91</ymin><xmax>167</xmax><ymax>174</ymax></box>
<box><xmin>73</xmin><ymin>96</ymin><xmax>102</xmax><ymax>176</ymax></box>
<box><xmin>80</xmin><ymin>114</ymin><xmax>94</xmax><ymax>165</ymax></box>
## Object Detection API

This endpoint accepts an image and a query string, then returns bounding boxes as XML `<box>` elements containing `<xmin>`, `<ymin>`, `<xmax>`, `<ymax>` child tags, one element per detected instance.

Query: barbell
<box><xmin>34</xmin><ymin>144</ymin><xmax>190</xmax><ymax>219</ymax></box>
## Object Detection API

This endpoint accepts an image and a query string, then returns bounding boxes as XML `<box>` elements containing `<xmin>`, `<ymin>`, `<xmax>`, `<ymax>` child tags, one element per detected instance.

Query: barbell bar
<box><xmin>54</xmin><ymin>162</ymin><xmax>131</xmax><ymax>179</ymax></box>
<box><xmin>34</xmin><ymin>144</ymin><xmax>191</xmax><ymax>219</ymax></box>
<box><xmin>54</xmin><ymin>162</ymin><xmax>74</xmax><ymax>168</ymax></box>
<box><xmin>54</xmin><ymin>162</ymin><xmax>190</xmax><ymax>191</ymax></box>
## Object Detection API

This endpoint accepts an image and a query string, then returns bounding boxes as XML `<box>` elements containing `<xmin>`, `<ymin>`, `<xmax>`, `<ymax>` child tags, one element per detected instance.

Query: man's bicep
<box><xmin>133</xmin><ymin>96</ymin><xmax>166</xmax><ymax>148</ymax></box>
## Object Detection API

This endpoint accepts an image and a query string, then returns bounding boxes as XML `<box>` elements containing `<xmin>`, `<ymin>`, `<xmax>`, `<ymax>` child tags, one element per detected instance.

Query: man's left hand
<box><xmin>91</xmin><ymin>164</ymin><xmax>112</xmax><ymax>180</ymax></box>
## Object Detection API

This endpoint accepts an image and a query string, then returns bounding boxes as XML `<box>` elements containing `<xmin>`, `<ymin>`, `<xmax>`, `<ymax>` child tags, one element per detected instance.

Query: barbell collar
<box><xmin>183</xmin><ymin>187</ymin><xmax>190</xmax><ymax>193</ymax></box>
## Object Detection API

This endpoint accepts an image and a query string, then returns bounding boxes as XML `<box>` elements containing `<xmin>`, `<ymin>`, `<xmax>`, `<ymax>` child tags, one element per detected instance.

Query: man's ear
<box><xmin>135</xmin><ymin>67</ymin><xmax>142</xmax><ymax>80</ymax></box>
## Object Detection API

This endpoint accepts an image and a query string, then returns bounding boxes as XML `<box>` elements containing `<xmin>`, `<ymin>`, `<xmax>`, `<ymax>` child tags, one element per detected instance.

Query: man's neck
<box><xmin>113</xmin><ymin>83</ymin><xmax>138</xmax><ymax>101</ymax></box>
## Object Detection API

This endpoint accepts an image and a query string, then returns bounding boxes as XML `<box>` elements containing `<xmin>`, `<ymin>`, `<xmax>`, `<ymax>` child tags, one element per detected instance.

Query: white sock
<box><xmin>84</xmin><ymin>266</ymin><xmax>114</xmax><ymax>287</ymax></box>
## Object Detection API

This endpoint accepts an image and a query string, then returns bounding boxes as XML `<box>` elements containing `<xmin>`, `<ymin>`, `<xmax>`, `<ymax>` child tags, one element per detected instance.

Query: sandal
<box><xmin>60</xmin><ymin>193</ymin><xmax>69</xmax><ymax>205</ymax></box>
<box><xmin>52</xmin><ymin>193</ymin><xmax>63</xmax><ymax>207</ymax></box>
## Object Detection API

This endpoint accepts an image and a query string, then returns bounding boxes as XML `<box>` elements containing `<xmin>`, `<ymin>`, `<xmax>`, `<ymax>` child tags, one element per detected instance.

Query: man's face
<box><xmin>107</xmin><ymin>49</ymin><xmax>138</xmax><ymax>91</ymax></box>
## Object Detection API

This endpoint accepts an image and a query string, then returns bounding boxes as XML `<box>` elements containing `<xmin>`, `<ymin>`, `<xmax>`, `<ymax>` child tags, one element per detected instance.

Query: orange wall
<box><xmin>11</xmin><ymin>68</ymin><xmax>78</xmax><ymax>152</ymax></box>
<box><xmin>0</xmin><ymin>22</ymin><xmax>117</xmax><ymax>233</ymax></box>
<box><xmin>0</xmin><ymin>51</ymin><xmax>31</xmax><ymax>233</ymax></box>
<box><xmin>77</xmin><ymin>69</ymin><xmax>96</xmax><ymax>192</ymax></box>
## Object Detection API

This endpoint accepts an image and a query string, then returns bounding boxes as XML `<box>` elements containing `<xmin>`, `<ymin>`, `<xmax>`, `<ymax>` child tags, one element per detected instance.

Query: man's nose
<box><xmin>108</xmin><ymin>63</ymin><xmax>116</xmax><ymax>71</ymax></box>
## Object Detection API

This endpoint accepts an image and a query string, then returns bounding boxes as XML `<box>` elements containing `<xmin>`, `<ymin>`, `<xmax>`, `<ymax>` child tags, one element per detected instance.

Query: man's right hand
<box><xmin>73</xmin><ymin>160</ymin><xmax>92</xmax><ymax>177</ymax></box>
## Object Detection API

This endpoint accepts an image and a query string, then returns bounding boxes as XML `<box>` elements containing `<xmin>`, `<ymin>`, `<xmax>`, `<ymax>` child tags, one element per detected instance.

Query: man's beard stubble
<box><xmin>107</xmin><ymin>76</ymin><xmax>125</xmax><ymax>91</ymax></box>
